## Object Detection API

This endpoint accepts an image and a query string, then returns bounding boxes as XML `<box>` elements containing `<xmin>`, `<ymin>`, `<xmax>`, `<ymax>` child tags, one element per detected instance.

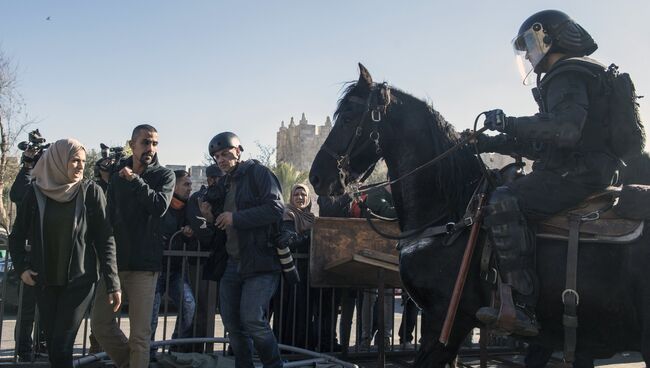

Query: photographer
<box><xmin>94</xmin><ymin>158</ymin><xmax>112</xmax><ymax>193</ymax></box>
<box><xmin>9</xmin><ymin>130</ymin><xmax>50</xmax><ymax>361</ymax></box>
<box><xmin>208</xmin><ymin>132</ymin><xmax>284</xmax><ymax>368</ymax></box>
<box><xmin>8</xmin><ymin>138</ymin><xmax>121</xmax><ymax>368</ymax></box>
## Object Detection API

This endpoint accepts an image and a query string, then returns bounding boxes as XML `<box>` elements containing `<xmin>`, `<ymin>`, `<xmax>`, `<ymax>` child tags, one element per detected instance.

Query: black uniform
<box><xmin>480</xmin><ymin>57</ymin><xmax>618</xmax><ymax>302</ymax></box>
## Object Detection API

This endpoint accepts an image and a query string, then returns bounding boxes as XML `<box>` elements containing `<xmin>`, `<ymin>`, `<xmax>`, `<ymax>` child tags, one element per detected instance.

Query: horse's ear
<box><xmin>357</xmin><ymin>63</ymin><xmax>373</xmax><ymax>90</ymax></box>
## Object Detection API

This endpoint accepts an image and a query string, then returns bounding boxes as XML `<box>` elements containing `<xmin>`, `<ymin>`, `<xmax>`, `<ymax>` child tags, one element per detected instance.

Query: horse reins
<box><xmin>318</xmin><ymin>83</ymin><xmax>391</xmax><ymax>191</ymax></box>
<box><xmin>320</xmin><ymin>84</ymin><xmax>493</xmax><ymax>240</ymax></box>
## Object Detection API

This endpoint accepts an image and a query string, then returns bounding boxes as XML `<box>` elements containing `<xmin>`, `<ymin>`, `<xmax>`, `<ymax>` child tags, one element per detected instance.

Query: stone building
<box><xmin>276</xmin><ymin>113</ymin><xmax>332</xmax><ymax>172</ymax></box>
<box><xmin>165</xmin><ymin>164</ymin><xmax>208</xmax><ymax>192</ymax></box>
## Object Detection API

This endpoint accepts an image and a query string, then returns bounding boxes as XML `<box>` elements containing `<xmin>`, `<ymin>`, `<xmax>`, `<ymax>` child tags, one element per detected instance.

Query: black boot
<box><xmin>477</xmin><ymin>187</ymin><xmax>539</xmax><ymax>336</ymax></box>
<box><xmin>476</xmin><ymin>303</ymin><xmax>539</xmax><ymax>337</ymax></box>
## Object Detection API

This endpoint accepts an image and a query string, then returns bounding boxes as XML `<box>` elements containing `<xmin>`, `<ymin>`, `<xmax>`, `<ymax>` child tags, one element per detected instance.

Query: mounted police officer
<box><xmin>473</xmin><ymin>10</ymin><xmax>623</xmax><ymax>336</ymax></box>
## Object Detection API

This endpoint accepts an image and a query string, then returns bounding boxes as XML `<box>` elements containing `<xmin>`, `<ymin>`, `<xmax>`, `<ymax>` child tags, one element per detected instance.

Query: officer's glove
<box><xmin>461</xmin><ymin>129</ymin><xmax>504</xmax><ymax>154</ymax></box>
<box><xmin>484</xmin><ymin>109</ymin><xmax>509</xmax><ymax>132</ymax></box>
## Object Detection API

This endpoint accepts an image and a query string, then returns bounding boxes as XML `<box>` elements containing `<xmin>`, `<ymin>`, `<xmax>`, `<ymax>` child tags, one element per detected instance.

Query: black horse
<box><xmin>309</xmin><ymin>64</ymin><xmax>650</xmax><ymax>367</ymax></box>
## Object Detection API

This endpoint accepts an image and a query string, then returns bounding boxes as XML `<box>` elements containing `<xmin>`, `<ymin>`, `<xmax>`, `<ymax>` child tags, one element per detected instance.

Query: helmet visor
<box><xmin>512</xmin><ymin>23</ymin><xmax>551</xmax><ymax>85</ymax></box>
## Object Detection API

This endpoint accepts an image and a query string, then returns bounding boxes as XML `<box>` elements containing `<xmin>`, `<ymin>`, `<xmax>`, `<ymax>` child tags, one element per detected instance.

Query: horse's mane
<box><xmin>336</xmin><ymin>82</ymin><xmax>482</xmax><ymax>217</ymax></box>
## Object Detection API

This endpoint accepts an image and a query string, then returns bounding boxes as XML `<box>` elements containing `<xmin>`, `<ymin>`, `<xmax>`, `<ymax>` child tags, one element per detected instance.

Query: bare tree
<box><xmin>84</xmin><ymin>149</ymin><xmax>101</xmax><ymax>180</ymax></box>
<box><xmin>0</xmin><ymin>50</ymin><xmax>34</xmax><ymax>227</ymax></box>
<box><xmin>253</xmin><ymin>140</ymin><xmax>276</xmax><ymax>168</ymax></box>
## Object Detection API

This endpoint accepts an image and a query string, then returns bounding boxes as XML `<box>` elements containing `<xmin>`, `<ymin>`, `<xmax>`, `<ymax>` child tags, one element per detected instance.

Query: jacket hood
<box><xmin>229</xmin><ymin>159</ymin><xmax>259</xmax><ymax>178</ymax></box>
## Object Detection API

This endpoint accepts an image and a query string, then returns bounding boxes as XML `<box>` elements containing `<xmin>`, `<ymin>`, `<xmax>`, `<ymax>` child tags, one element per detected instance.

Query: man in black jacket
<box><xmin>208</xmin><ymin>132</ymin><xmax>284</xmax><ymax>368</ymax></box>
<box><xmin>92</xmin><ymin>124</ymin><xmax>175</xmax><ymax>368</ymax></box>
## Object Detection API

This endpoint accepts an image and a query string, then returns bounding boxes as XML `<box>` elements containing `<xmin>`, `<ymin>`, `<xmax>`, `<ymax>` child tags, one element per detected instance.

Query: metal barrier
<box><xmin>0</xmin><ymin>234</ymin><xmax>522</xmax><ymax>366</ymax></box>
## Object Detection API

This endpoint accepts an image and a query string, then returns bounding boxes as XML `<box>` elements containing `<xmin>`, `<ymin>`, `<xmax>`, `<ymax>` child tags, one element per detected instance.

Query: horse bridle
<box><xmin>319</xmin><ymin>83</ymin><xmax>391</xmax><ymax>190</ymax></box>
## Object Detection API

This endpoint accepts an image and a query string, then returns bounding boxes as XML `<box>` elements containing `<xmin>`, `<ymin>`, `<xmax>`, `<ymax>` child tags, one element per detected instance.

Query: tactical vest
<box><xmin>533</xmin><ymin>56</ymin><xmax>612</xmax><ymax>156</ymax></box>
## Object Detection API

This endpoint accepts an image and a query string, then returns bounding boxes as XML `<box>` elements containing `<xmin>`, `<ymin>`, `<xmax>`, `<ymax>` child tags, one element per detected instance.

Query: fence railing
<box><xmin>0</xmin><ymin>235</ymin><xmax>521</xmax><ymax>365</ymax></box>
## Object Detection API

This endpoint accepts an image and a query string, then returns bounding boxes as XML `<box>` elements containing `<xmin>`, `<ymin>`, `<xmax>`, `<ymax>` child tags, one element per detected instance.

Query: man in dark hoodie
<box><xmin>208</xmin><ymin>132</ymin><xmax>284</xmax><ymax>368</ymax></box>
<box><xmin>92</xmin><ymin>124</ymin><xmax>175</xmax><ymax>368</ymax></box>
<box><xmin>149</xmin><ymin>169</ymin><xmax>197</xmax><ymax>357</ymax></box>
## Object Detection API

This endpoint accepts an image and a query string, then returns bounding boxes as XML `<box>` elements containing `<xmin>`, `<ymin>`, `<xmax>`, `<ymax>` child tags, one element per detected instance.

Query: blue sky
<box><xmin>1</xmin><ymin>1</ymin><xmax>648</xmax><ymax>167</ymax></box>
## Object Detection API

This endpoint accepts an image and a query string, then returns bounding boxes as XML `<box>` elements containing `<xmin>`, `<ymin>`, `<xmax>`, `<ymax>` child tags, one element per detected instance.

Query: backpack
<box><xmin>543</xmin><ymin>58</ymin><xmax>646</xmax><ymax>160</ymax></box>
<box><xmin>604</xmin><ymin>64</ymin><xmax>646</xmax><ymax>159</ymax></box>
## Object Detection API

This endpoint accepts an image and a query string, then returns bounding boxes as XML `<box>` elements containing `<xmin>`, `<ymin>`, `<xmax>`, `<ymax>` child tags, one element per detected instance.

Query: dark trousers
<box><xmin>339</xmin><ymin>289</ymin><xmax>362</xmax><ymax>347</ymax></box>
<box><xmin>15</xmin><ymin>283</ymin><xmax>41</xmax><ymax>357</ymax></box>
<box><xmin>310</xmin><ymin>287</ymin><xmax>340</xmax><ymax>351</ymax></box>
<box><xmin>398</xmin><ymin>296</ymin><xmax>419</xmax><ymax>344</ymax></box>
<box><xmin>272</xmin><ymin>257</ymin><xmax>310</xmax><ymax>349</ymax></box>
<box><xmin>36</xmin><ymin>281</ymin><xmax>95</xmax><ymax>368</ymax></box>
<box><xmin>508</xmin><ymin>169</ymin><xmax>609</xmax><ymax>220</ymax></box>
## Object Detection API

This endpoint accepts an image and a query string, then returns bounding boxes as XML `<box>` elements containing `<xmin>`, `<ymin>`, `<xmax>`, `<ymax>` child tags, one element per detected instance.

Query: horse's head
<box><xmin>310</xmin><ymin>64</ymin><xmax>391</xmax><ymax>196</ymax></box>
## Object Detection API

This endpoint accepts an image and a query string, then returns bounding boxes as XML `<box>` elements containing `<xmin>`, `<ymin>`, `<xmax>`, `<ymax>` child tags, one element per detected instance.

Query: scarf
<box><xmin>31</xmin><ymin>138</ymin><xmax>85</xmax><ymax>203</ymax></box>
<box><xmin>170</xmin><ymin>193</ymin><xmax>187</xmax><ymax>210</ymax></box>
<box><xmin>282</xmin><ymin>184</ymin><xmax>315</xmax><ymax>234</ymax></box>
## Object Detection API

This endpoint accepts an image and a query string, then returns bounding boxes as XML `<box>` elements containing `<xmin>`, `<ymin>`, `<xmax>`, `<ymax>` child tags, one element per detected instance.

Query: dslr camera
<box><xmin>97</xmin><ymin>143</ymin><xmax>126</xmax><ymax>175</ymax></box>
<box><xmin>201</xmin><ymin>181</ymin><xmax>226</xmax><ymax>217</ymax></box>
<box><xmin>18</xmin><ymin>129</ymin><xmax>50</xmax><ymax>165</ymax></box>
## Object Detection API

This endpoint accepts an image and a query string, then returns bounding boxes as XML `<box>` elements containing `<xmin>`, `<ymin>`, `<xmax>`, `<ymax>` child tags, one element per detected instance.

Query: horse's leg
<box><xmin>524</xmin><ymin>344</ymin><xmax>553</xmax><ymax>368</ymax></box>
<box><xmin>414</xmin><ymin>310</ymin><xmax>474</xmax><ymax>368</ymax></box>
<box><xmin>573</xmin><ymin>353</ymin><xmax>595</xmax><ymax>368</ymax></box>
<box><xmin>638</xmin><ymin>263</ymin><xmax>650</xmax><ymax>366</ymax></box>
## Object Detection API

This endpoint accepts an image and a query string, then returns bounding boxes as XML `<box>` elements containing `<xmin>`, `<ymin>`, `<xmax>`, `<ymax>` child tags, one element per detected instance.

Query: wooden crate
<box><xmin>309</xmin><ymin>217</ymin><xmax>402</xmax><ymax>288</ymax></box>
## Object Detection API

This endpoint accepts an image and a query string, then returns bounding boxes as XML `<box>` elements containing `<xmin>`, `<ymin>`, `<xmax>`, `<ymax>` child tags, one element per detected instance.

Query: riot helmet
<box><xmin>208</xmin><ymin>132</ymin><xmax>244</xmax><ymax>157</ymax></box>
<box><xmin>512</xmin><ymin>10</ymin><xmax>597</xmax><ymax>85</ymax></box>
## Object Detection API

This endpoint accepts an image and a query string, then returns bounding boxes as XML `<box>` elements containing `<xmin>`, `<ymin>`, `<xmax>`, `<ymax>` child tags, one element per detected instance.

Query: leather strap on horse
<box><xmin>563</xmin><ymin>214</ymin><xmax>582</xmax><ymax>363</ymax></box>
<box><xmin>439</xmin><ymin>192</ymin><xmax>487</xmax><ymax>345</ymax></box>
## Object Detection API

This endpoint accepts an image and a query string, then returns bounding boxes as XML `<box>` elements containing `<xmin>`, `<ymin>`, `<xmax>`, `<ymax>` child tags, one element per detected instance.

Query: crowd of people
<box><xmin>6</xmin><ymin>125</ymin><xmax>420</xmax><ymax>368</ymax></box>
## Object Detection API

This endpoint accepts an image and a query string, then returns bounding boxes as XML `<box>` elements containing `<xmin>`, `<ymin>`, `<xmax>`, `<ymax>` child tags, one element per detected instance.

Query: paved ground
<box><xmin>0</xmin><ymin>314</ymin><xmax>645</xmax><ymax>367</ymax></box>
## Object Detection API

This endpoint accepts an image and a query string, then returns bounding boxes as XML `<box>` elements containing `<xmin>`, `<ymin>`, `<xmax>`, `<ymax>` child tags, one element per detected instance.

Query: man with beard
<box><xmin>92</xmin><ymin>124</ymin><xmax>175</xmax><ymax>368</ymax></box>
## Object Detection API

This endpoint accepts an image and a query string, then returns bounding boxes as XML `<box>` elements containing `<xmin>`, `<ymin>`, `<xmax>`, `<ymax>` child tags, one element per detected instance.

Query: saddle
<box><xmin>536</xmin><ymin>187</ymin><xmax>644</xmax><ymax>244</ymax></box>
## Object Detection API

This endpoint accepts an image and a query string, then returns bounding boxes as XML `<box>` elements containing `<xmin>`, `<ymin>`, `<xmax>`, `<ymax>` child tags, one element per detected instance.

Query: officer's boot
<box><xmin>475</xmin><ymin>188</ymin><xmax>539</xmax><ymax>336</ymax></box>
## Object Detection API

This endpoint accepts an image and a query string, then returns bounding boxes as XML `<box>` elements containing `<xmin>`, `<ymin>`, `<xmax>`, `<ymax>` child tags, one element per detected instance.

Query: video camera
<box><xmin>97</xmin><ymin>143</ymin><xmax>126</xmax><ymax>175</ymax></box>
<box><xmin>17</xmin><ymin>129</ymin><xmax>50</xmax><ymax>165</ymax></box>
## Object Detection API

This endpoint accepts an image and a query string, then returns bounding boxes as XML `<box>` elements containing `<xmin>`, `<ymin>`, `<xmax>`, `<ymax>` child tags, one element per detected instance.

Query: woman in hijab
<box><xmin>9</xmin><ymin>138</ymin><xmax>121</xmax><ymax>368</ymax></box>
<box><xmin>272</xmin><ymin>183</ymin><xmax>315</xmax><ymax>349</ymax></box>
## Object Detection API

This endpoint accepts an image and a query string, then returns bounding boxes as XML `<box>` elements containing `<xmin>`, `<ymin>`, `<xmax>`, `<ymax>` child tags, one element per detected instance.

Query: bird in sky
<box><xmin>46</xmin><ymin>16</ymin><xmax>51</xmax><ymax>21</ymax></box>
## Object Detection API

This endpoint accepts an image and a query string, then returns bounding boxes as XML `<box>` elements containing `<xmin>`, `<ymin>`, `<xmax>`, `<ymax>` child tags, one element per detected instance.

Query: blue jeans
<box><xmin>150</xmin><ymin>271</ymin><xmax>196</xmax><ymax>342</ymax></box>
<box><xmin>220</xmin><ymin>259</ymin><xmax>282</xmax><ymax>368</ymax></box>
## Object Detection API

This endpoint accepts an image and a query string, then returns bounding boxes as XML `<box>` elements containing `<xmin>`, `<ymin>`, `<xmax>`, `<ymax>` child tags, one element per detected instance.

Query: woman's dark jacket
<box><xmin>8</xmin><ymin>180</ymin><xmax>121</xmax><ymax>293</ymax></box>
<box><xmin>107</xmin><ymin>155</ymin><xmax>175</xmax><ymax>272</ymax></box>
<box><xmin>225</xmin><ymin>159</ymin><xmax>284</xmax><ymax>278</ymax></box>
<box><xmin>278</xmin><ymin>220</ymin><xmax>310</xmax><ymax>254</ymax></box>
